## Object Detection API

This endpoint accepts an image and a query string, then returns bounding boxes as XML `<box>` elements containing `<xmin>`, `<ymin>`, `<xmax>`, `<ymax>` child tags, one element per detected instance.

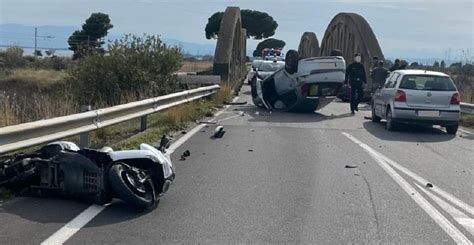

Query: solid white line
<box><xmin>342</xmin><ymin>132</ymin><xmax>473</xmax><ymax>245</ymax></box>
<box><xmin>416</xmin><ymin>183</ymin><xmax>474</xmax><ymax>235</ymax></box>
<box><xmin>41</xmin><ymin>96</ymin><xmax>240</xmax><ymax>244</ymax></box>
<box><xmin>41</xmin><ymin>204</ymin><xmax>106</xmax><ymax>245</ymax></box>
<box><xmin>459</xmin><ymin>128</ymin><xmax>473</xmax><ymax>135</ymax></box>
<box><xmin>379</xmin><ymin>154</ymin><xmax>474</xmax><ymax>216</ymax></box>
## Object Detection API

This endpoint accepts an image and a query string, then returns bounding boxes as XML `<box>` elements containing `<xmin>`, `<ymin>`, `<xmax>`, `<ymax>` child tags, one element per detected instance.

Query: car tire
<box><xmin>108</xmin><ymin>163</ymin><xmax>156</xmax><ymax>210</ymax></box>
<box><xmin>446</xmin><ymin>124</ymin><xmax>458</xmax><ymax>135</ymax></box>
<box><xmin>371</xmin><ymin>104</ymin><xmax>381</xmax><ymax>123</ymax></box>
<box><xmin>386</xmin><ymin>108</ymin><xmax>397</xmax><ymax>131</ymax></box>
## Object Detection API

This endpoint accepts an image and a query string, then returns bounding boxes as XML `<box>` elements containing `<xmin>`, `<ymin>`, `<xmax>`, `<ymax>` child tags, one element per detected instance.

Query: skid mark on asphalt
<box><xmin>40</xmin><ymin>96</ymin><xmax>241</xmax><ymax>245</ymax></box>
<box><xmin>343</xmin><ymin>132</ymin><xmax>473</xmax><ymax>245</ymax></box>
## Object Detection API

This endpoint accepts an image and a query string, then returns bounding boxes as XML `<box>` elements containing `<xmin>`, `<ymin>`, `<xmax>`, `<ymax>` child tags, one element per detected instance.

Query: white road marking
<box><xmin>416</xmin><ymin>183</ymin><xmax>474</xmax><ymax>235</ymax></box>
<box><xmin>459</xmin><ymin>128</ymin><xmax>473</xmax><ymax>135</ymax></box>
<box><xmin>379</xmin><ymin>154</ymin><xmax>474</xmax><ymax>216</ymax></box>
<box><xmin>41</xmin><ymin>96</ymin><xmax>240</xmax><ymax>245</ymax></box>
<box><xmin>342</xmin><ymin>132</ymin><xmax>473</xmax><ymax>245</ymax></box>
<box><xmin>41</xmin><ymin>204</ymin><xmax>106</xmax><ymax>245</ymax></box>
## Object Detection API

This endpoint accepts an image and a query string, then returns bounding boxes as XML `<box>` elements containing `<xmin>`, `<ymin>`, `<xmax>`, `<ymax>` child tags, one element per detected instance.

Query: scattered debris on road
<box><xmin>364</xmin><ymin>116</ymin><xmax>372</xmax><ymax>120</ymax></box>
<box><xmin>180</xmin><ymin>150</ymin><xmax>191</xmax><ymax>161</ymax></box>
<box><xmin>248</xmin><ymin>149</ymin><xmax>254</xmax><ymax>152</ymax></box>
<box><xmin>426</xmin><ymin>183</ymin><xmax>434</xmax><ymax>188</ymax></box>
<box><xmin>181</xmin><ymin>131</ymin><xmax>187</xmax><ymax>134</ymax></box>
<box><xmin>345</xmin><ymin>165</ymin><xmax>358</xmax><ymax>169</ymax></box>
<box><xmin>213</xmin><ymin>126</ymin><xmax>225</xmax><ymax>138</ymax></box>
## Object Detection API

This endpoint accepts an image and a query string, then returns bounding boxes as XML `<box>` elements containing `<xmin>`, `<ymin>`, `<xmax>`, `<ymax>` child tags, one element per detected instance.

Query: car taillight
<box><xmin>394</xmin><ymin>90</ymin><xmax>406</xmax><ymax>102</ymax></box>
<box><xmin>301</xmin><ymin>83</ymin><xmax>311</xmax><ymax>96</ymax></box>
<box><xmin>450</xmin><ymin>93</ymin><xmax>460</xmax><ymax>105</ymax></box>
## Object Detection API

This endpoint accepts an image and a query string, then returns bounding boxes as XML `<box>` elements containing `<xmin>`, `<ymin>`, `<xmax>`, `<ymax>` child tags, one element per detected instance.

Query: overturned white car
<box><xmin>251</xmin><ymin>50</ymin><xmax>346</xmax><ymax>112</ymax></box>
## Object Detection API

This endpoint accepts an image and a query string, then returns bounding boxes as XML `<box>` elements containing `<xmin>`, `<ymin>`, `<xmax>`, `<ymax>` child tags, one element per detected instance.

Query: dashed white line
<box><xmin>342</xmin><ymin>132</ymin><xmax>473</xmax><ymax>245</ymax></box>
<box><xmin>41</xmin><ymin>96</ymin><xmax>241</xmax><ymax>245</ymax></box>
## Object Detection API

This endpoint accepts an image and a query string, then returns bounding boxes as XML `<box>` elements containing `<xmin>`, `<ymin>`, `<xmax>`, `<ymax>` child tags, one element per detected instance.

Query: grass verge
<box><xmin>112</xmin><ymin>85</ymin><xmax>231</xmax><ymax>150</ymax></box>
<box><xmin>0</xmin><ymin>83</ymin><xmax>233</xmax><ymax>200</ymax></box>
<box><xmin>460</xmin><ymin>113</ymin><xmax>474</xmax><ymax>128</ymax></box>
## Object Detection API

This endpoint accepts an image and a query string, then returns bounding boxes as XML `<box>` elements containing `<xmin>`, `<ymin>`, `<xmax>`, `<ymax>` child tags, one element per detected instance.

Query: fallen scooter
<box><xmin>0</xmin><ymin>136</ymin><xmax>175</xmax><ymax>210</ymax></box>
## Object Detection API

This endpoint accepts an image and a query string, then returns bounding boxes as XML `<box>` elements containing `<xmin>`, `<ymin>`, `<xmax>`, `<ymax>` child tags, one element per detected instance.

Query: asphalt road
<box><xmin>1</xmin><ymin>84</ymin><xmax>473</xmax><ymax>244</ymax></box>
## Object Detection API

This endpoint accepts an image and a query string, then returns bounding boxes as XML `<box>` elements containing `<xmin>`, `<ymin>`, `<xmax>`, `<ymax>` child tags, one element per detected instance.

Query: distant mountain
<box><xmin>0</xmin><ymin>23</ymin><xmax>215</xmax><ymax>56</ymax></box>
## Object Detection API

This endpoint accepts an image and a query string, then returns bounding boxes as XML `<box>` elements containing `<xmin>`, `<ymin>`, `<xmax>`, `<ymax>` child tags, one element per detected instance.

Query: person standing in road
<box><xmin>345</xmin><ymin>53</ymin><xmax>367</xmax><ymax>114</ymax></box>
<box><xmin>389</xmin><ymin>59</ymin><xmax>400</xmax><ymax>71</ymax></box>
<box><xmin>371</xmin><ymin>60</ymin><xmax>389</xmax><ymax>91</ymax></box>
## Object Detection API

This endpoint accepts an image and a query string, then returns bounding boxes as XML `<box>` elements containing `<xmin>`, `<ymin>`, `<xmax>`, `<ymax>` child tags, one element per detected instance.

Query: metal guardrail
<box><xmin>0</xmin><ymin>85</ymin><xmax>220</xmax><ymax>154</ymax></box>
<box><xmin>176</xmin><ymin>74</ymin><xmax>221</xmax><ymax>87</ymax></box>
<box><xmin>460</xmin><ymin>102</ymin><xmax>474</xmax><ymax>114</ymax></box>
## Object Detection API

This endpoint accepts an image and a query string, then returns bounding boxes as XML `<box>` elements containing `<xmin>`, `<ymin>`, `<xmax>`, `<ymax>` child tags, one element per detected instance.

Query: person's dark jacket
<box><xmin>371</xmin><ymin>66</ymin><xmax>389</xmax><ymax>85</ymax></box>
<box><xmin>345</xmin><ymin>62</ymin><xmax>367</xmax><ymax>85</ymax></box>
<box><xmin>389</xmin><ymin>63</ymin><xmax>400</xmax><ymax>72</ymax></box>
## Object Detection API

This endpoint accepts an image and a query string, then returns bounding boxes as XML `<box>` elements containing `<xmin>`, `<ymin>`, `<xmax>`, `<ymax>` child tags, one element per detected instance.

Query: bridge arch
<box><xmin>320</xmin><ymin>13</ymin><xmax>384</xmax><ymax>87</ymax></box>
<box><xmin>298</xmin><ymin>32</ymin><xmax>320</xmax><ymax>59</ymax></box>
<box><xmin>213</xmin><ymin>7</ymin><xmax>246</xmax><ymax>83</ymax></box>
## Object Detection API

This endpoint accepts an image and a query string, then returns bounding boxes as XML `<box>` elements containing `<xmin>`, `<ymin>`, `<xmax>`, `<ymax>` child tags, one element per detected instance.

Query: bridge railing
<box><xmin>0</xmin><ymin>85</ymin><xmax>220</xmax><ymax>154</ymax></box>
<box><xmin>460</xmin><ymin>102</ymin><xmax>474</xmax><ymax>114</ymax></box>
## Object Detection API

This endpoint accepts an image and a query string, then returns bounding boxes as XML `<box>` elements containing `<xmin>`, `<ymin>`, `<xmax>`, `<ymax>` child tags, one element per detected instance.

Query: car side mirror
<box><xmin>285</xmin><ymin>50</ymin><xmax>299</xmax><ymax>74</ymax></box>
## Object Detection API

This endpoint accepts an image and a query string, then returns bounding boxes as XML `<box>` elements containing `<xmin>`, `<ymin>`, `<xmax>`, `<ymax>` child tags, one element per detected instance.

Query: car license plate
<box><xmin>418</xmin><ymin>110</ymin><xmax>439</xmax><ymax>117</ymax></box>
<box><xmin>309</xmin><ymin>85</ymin><xmax>319</xmax><ymax>96</ymax></box>
<box><xmin>319</xmin><ymin>62</ymin><xmax>335</xmax><ymax>69</ymax></box>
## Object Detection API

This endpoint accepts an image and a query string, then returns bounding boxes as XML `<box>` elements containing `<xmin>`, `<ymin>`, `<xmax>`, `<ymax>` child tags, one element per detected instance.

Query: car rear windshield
<box><xmin>399</xmin><ymin>75</ymin><xmax>456</xmax><ymax>91</ymax></box>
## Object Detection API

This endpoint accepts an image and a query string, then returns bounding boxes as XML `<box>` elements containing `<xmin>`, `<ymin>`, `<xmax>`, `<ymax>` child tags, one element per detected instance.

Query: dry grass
<box><xmin>179</xmin><ymin>60</ymin><xmax>213</xmax><ymax>73</ymax></box>
<box><xmin>1</xmin><ymin>68</ymin><xmax>67</xmax><ymax>87</ymax></box>
<box><xmin>453</xmin><ymin>75</ymin><xmax>474</xmax><ymax>103</ymax></box>
<box><xmin>460</xmin><ymin>114</ymin><xmax>474</xmax><ymax>128</ymax></box>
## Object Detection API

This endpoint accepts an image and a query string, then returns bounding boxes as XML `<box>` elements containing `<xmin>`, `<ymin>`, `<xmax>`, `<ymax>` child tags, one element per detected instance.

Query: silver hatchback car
<box><xmin>372</xmin><ymin>70</ymin><xmax>461</xmax><ymax>134</ymax></box>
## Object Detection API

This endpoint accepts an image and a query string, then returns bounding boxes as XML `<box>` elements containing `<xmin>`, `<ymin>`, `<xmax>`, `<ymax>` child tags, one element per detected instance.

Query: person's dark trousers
<box><xmin>350</xmin><ymin>83</ymin><xmax>364</xmax><ymax>112</ymax></box>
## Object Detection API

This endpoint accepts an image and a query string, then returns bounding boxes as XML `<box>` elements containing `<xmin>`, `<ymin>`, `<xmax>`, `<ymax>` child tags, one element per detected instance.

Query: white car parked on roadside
<box><xmin>371</xmin><ymin>70</ymin><xmax>461</xmax><ymax>134</ymax></box>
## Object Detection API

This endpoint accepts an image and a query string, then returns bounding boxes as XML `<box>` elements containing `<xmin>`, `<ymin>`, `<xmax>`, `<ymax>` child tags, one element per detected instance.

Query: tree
<box><xmin>410</xmin><ymin>62</ymin><xmax>419</xmax><ymax>67</ymax></box>
<box><xmin>205</xmin><ymin>9</ymin><xmax>278</xmax><ymax>39</ymax></box>
<box><xmin>440</xmin><ymin>60</ymin><xmax>446</xmax><ymax>69</ymax></box>
<box><xmin>69</xmin><ymin>34</ymin><xmax>183</xmax><ymax>105</ymax></box>
<box><xmin>252</xmin><ymin>38</ymin><xmax>286</xmax><ymax>57</ymax></box>
<box><xmin>433</xmin><ymin>61</ymin><xmax>440</xmax><ymax>67</ymax></box>
<box><xmin>68</xmin><ymin>13</ymin><xmax>113</xmax><ymax>59</ymax></box>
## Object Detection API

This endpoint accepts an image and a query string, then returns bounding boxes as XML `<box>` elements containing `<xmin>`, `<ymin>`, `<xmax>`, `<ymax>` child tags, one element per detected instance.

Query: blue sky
<box><xmin>0</xmin><ymin>0</ymin><xmax>473</xmax><ymax>61</ymax></box>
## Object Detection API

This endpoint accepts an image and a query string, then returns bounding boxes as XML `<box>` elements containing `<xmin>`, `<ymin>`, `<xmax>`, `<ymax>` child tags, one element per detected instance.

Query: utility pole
<box><xmin>34</xmin><ymin>27</ymin><xmax>37</xmax><ymax>59</ymax></box>
<box><xmin>34</xmin><ymin>27</ymin><xmax>54</xmax><ymax>59</ymax></box>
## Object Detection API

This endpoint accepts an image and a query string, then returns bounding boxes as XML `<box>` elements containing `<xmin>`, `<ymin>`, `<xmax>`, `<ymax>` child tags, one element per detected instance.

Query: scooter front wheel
<box><xmin>108</xmin><ymin>163</ymin><xmax>157</xmax><ymax>210</ymax></box>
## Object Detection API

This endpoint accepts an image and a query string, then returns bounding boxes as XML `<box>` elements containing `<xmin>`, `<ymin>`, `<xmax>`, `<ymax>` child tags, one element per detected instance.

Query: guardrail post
<box><xmin>79</xmin><ymin>105</ymin><xmax>91</xmax><ymax>148</ymax></box>
<box><xmin>140</xmin><ymin>115</ymin><xmax>148</xmax><ymax>132</ymax></box>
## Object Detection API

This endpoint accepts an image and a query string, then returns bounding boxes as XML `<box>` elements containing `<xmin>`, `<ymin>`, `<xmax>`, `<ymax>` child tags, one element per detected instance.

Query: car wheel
<box><xmin>108</xmin><ymin>163</ymin><xmax>157</xmax><ymax>210</ymax></box>
<box><xmin>386</xmin><ymin>108</ymin><xmax>397</xmax><ymax>131</ymax></box>
<box><xmin>446</xmin><ymin>124</ymin><xmax>458</xmax><ymax>135</ymax></box>
<box><xmin>371</xmin><ymin>104</ymin><xmax>381</xmax><ymax>123</ymax></box>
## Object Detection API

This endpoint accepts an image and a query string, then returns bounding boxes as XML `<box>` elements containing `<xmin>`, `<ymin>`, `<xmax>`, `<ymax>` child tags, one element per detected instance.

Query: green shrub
<box><xmin>3</xmin><ymin>47</ymin><xmax>26</xmax><ymax>68</ymax></box>
<box><xmin>69</xmin><ymin>34</ymin><xmax>183</xmax><ymax>105</ymax></box>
